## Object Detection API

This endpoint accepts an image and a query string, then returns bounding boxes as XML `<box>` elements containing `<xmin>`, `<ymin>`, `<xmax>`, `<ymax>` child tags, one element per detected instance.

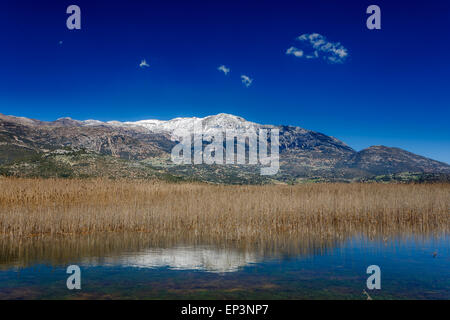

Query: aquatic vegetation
<box><xmin>0</xmin><ymin>178</ymin><xmax>448</xmax><ymax>240</ymax></box>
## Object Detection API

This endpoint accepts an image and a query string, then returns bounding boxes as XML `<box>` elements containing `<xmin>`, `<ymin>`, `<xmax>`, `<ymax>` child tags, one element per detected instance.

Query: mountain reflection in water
<box><xmin>0</xmin><ymin>232</ymin><xmax>344</xmax><ymax>270</ymax></box>
<box><xmin>0</xmin><ymin>232</ymin><xmax>448</xmax><ymax>300</ymax></box>
<box><xmin>83</xmin><ymin>246</ymin><xmax>262</xmax><ymax>273</ymax></box>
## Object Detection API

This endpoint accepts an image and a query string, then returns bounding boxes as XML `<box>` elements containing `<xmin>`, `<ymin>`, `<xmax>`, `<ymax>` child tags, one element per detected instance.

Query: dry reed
<box><xmin>0</xmin><ymin>178</ymin><xmax>449</xmax><ymax>241</ymax></box>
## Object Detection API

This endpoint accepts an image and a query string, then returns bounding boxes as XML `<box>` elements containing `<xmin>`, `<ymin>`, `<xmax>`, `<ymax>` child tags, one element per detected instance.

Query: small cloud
<box><xmin>59</xmin><ymin>41</ymin><xmax>63</xmax><ymax>45</ymax></box>
<box><xmin>217</xmin><ymin>65</ymin><xmax>230</xmax><ymax>75</ymax></box>
<box><xmin>286</xmin><ymin>33</ymin><xmax>348</xmax><ymax>64</ymax></box>
<box><xmin>305</xmin><ymin>50</ymin><xmax>319</xmax><ymax>59</ymax></box>
<box><xmin>139</xmin><ymin>59</ymin><xmax>150</xmax><ymax>68</ymax></box>
<box><xmin>286</xmin><ymin>47</ymin><xmax>303</xmax><ymax>57</ymax></box>
<box><xmin>241</xmin><ymin>75</ymin><xmax>253</xmax><ymax>87</ymax></box>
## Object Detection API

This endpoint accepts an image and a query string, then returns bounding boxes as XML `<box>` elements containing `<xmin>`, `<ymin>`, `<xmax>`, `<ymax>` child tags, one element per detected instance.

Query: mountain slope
<box><xmin>0</xmin><ymin>113</ymin><xmax>175</xmax><ymax>162</ymax></box>
<box><xmin>342</xmin><ymin>145</ymin><xmax>450</xmax><ymax>175</ymax></box>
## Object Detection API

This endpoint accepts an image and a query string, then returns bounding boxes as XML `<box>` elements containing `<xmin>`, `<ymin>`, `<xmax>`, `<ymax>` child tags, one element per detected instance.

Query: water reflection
<box><xmin>1</xmin><ymin>230</ymin><xmax>444</xmax><ymax>272</ymax></box>
<box><xmin>83</xmin><ymin>246</ymin><xmax>262</xmax><ymax>273</ymax></box>
<box><xmin>0</xmin><ymin>232</ymin><xmax>449</xmax><ymax>299</ymax></box>
<box><xmin>0</xmin><ymin>232</ymin><xmax>348</xmax><ymax>270</ymax></box>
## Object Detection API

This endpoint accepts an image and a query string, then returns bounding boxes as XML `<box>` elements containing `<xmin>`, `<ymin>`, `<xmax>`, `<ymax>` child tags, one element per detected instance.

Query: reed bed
<box><xmin>0</xmin><ymin>178</ymin><xmax>449</xmax><ymax>240</ymax></box>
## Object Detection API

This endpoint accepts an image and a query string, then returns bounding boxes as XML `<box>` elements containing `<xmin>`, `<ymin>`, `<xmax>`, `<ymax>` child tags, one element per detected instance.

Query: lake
<box><xmin>0</xmin><ymin>233</ymin><xmax>449</xmax><ymax>299</ymax></box>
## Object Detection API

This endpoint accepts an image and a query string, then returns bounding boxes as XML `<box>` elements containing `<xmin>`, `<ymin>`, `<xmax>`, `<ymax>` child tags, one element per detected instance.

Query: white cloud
<box><xmin>286</xmin><ymin>47</ymin><xmax>304</xmax><ymax>57</ymax></box>
<box><xmin>217</xmin><ymin>65</ymin><xmax>230</xmax><ymax>75</ymax></box>
<box><xmin>286</xmin><ymin>33</ymin><xmax>348</xmax><ymax>64</ymax></box>
<box><xmin>139</xmin><ymin>59</ymin><xmax>150</xmax><ymax>68</ymax></box>
<box><xmin>241</xmin><ymin>75</ymin><xmax>253</xmax><ymax>87</ymax></box>
<box><xmin>306</xmin><ymin>50</ymin><xmax>319</xmax><ymax>59</ymax></box>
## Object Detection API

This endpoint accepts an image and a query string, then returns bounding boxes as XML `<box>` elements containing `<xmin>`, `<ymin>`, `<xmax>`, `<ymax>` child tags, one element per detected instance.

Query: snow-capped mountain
<box><xmin>82</xmin><ymin>113</ymin><xmax>264</xmax><ymax>140</ymax></box>
<box><xmin>1</xmin><ymin>112</ymin><xmax>449</xmax><ymax>182</ymax></box>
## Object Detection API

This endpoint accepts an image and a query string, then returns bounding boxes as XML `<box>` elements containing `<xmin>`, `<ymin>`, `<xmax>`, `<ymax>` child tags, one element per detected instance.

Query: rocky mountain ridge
<box><xmin>1</xmin><ymin>112</ymin><xmax>449</xmax><ymax>183</ymax></box>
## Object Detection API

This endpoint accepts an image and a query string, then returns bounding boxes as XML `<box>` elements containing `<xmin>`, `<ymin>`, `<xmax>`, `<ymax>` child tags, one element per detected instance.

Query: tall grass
<box><xmin>0</xmin><ymin>178</ymin><xmax>449</xmax><ymax>240</ymax></box>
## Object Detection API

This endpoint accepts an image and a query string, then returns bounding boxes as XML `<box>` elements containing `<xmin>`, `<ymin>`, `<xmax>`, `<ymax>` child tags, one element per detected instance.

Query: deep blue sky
<box><xmin>1</xmin><ymin>0</ymin><xmax>449</xmax><ymax>163</ymax></box>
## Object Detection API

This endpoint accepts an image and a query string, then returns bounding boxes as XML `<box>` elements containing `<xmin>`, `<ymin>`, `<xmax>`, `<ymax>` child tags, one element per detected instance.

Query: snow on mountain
<box><xmin>81</xmin><ymin>113</ymin><xmax>265</xmax><ymax>140</ymax></box>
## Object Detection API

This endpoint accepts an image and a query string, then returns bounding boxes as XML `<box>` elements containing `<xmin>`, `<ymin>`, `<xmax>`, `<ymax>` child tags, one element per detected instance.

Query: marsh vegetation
<box><xmin>0</xmin><ymin>178</ymin><xmax>448</xmax><ymax>240</ymax></box>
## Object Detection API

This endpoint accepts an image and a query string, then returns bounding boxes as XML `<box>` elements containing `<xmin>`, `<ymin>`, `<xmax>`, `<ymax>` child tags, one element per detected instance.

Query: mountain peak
<box><xmin>208</xmin><ymin>113</ymin><xmax>246</xmax><ymax>121</ymax></box>
<box><xmin>202</xmin><ymin>113</ymin><xmax>256</xmax><ymax>131</ymax></box>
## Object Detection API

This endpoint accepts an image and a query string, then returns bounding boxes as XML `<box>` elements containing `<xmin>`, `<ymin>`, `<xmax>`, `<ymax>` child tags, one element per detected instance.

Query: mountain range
<box><xmin>1</xmin><ymin>112</ymin><xmax>449</xmax><ymax>183</ymax></box>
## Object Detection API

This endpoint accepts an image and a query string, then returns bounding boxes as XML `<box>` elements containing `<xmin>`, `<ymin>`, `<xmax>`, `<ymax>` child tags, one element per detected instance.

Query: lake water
<box><xmin>0</xmin><ymin>233</ymin><xmax>449</xmax><ymax>299</ymax></box>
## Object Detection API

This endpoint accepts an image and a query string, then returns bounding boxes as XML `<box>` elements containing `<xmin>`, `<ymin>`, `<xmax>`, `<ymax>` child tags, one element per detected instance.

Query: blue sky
<box><xmin>0</xmin><ymin>0</ymin><xmax>449</xmax><ymax>163</ymax></box>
